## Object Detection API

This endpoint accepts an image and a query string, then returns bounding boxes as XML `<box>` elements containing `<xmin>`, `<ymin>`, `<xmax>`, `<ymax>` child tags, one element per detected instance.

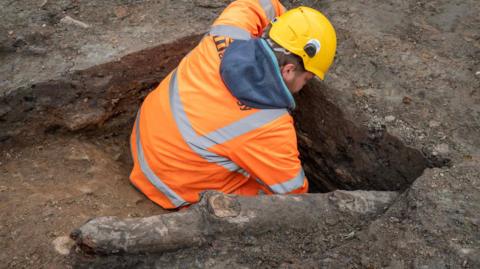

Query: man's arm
<box><xmin>228</xmin><ymin>116</ymin><xmax>308</xmax><ymax>194</ymax></box>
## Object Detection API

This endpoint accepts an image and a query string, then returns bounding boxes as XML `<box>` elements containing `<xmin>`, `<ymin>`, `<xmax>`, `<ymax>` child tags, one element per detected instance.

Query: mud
<box><xmin>0</xmin><ymin>34</ymin><xmax>201</xmax><ymax>143</ymax></box>
<box><xmin>1</xmin><ymin>0</ymin><xmax>479</xmax><ymax>268</ymax></box>
<box><xmin>294</xmin><ymin>82</ymin><xmax>430</xmax><ymax>192</ymax></box>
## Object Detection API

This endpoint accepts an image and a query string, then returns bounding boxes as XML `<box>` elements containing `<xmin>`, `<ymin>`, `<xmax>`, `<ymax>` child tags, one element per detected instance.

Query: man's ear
<box><xmin>281</xmin><ymin>63</ymin><xmax>296</xmax><ymax>81</ymax></box>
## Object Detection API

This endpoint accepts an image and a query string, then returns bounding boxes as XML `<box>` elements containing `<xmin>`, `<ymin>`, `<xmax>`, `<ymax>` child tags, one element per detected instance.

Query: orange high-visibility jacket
<box><xmin>130</xmin><ymin>0</ymin><xmax>308</xmax><ymax>209</ymax></box>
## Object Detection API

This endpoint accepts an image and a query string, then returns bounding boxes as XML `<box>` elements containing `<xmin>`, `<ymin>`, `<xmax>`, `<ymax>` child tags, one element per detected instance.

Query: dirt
<box><xmin>0</xmin><ymin>0</ymin><xmax>216</xmax><ymax>96</ymax></box>
<box><xmin>1</xmin><ymin>0</ymin><xmax>479</xmax><ymax>268</ymax></box>
<box><xmin>0</xmin><ymin>134</ymin><xmax>167</xmax><ymax>268</ymax></box>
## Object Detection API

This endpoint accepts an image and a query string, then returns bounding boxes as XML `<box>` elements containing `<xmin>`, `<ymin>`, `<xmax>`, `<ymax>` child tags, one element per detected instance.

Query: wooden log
<box><xmin>71</xmin><ymin>190</ymin><xmax>398</xmax><ymax>255</ymax></box>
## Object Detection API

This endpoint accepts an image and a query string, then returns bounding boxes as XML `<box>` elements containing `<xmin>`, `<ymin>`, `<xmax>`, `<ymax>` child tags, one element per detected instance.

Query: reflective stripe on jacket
<box><xmin>130</xmin><ymin>0</ymin><xmax>308</xmax><ymax>209</ymax></box>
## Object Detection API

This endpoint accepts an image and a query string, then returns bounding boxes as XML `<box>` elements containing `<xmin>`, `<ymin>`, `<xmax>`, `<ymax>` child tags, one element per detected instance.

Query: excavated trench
<box><xmin>2</xmin><ymin>0</ymin><xmax>478</xmax><ymax>266</ymax></box>
<box><xmin>293</xmin><ymin>83</ymin><xmax>429</xmax><ymax>193</ymax></box>
<box><xmin>0</xmin><ymin>34</ymin><xmax>435</xmax><ymax>195</ymax></box>
<box><xmin>0</xmin><ymin>33</ymin><xmax>452</xmax><ymax>268</ymax></box>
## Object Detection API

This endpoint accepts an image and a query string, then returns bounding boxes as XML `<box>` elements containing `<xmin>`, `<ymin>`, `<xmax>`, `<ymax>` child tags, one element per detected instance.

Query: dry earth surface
<box><xmin>1</xmin><ymin>0</ymin><xmax>479</xmax><ymax>268</ymax></box>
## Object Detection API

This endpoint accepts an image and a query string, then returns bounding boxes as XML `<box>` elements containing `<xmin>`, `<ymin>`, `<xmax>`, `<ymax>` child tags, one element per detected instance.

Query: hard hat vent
<box><xmin>304</xmin><ymin>39</ymin><xmax>321</xmax><ymax>58</ymax></box>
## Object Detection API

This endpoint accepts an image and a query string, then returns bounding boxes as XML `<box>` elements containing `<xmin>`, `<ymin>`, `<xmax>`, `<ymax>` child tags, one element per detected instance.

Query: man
<box><xmin>129</xmin><ymin>0</ymin><xmax>337</xmax><ymax>209</ymax></box>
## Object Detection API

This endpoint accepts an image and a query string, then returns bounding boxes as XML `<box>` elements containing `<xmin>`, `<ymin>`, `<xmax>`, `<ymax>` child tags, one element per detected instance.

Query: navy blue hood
<box><xmin>220</xmin><ymin>38</ymin><xmax>295</xmax><ymax>110</ymax></box>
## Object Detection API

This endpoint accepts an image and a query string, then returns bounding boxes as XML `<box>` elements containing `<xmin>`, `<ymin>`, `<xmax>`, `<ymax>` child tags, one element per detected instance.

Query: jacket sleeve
<box><xmin>210</xmin><ymin>0</ymin><xmax>286</xmax><ymax>38</ymax></box>
<box><xmin>228</xmin><ymin>116</ymin><xmax>308</xmax><ymax>194</ymax></box>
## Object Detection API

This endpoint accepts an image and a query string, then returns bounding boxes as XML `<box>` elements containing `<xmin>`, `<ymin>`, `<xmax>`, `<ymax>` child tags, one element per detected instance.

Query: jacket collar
<box><xmin>220</xmin><ymin>38</ymin><xmax>295</xmax><ymax>110</ymax></box>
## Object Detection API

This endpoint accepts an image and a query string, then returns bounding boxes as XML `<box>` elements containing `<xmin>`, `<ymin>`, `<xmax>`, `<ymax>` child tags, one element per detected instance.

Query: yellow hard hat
<box><xmin>269</xmin><ymin>6</ymin><xmax>337</xmax><ymax>80</ymax></box>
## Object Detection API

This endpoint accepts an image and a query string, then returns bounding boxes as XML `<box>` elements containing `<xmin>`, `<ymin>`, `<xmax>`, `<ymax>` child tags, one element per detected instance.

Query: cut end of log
<box><xmin>207</xmin><ymin>192</ymin><xmax>241</xmax><ymax>218</ymax></box>
<box><xmin>70</xmin><ymin>229</ymin><xmax>81</xmax><ymax>241</ymax></box>
<box><xmin>70</xmin><ymin>227</ymin><xmax>99</xmax><ymax>254</ymax></box>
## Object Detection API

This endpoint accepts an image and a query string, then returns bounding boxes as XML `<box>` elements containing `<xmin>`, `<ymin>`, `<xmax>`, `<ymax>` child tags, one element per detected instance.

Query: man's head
<box><xmin>279</xmin><ymin>61</ymin><xmax>315</xmax><ymax>94</ymax></box>
<box><xmin>264</xmin><ymin>7</ymin><xmax>337</xmax><ymax>93</ymax></box>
